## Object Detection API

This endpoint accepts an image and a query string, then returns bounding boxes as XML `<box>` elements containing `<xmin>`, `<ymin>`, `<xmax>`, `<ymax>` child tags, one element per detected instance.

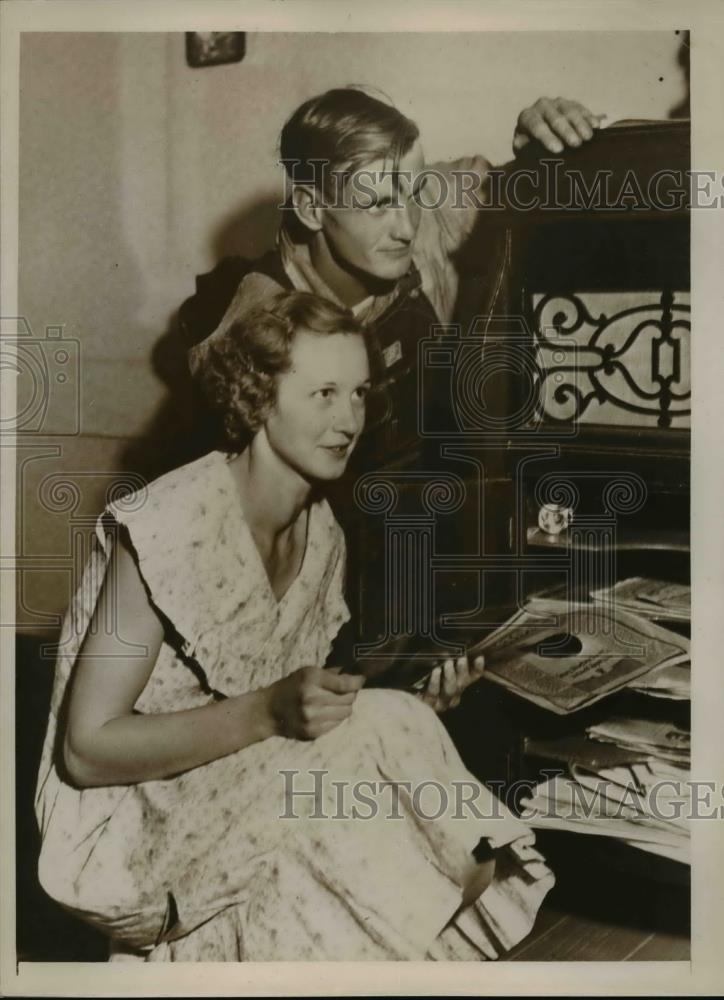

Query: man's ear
<box><xmin>291</xmin><ymin>184</ymin><xmax>324</xmax><ymax>233</ymax></box>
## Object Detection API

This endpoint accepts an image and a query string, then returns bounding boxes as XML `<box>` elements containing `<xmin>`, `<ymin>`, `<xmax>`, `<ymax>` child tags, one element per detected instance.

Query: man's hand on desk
<box><xmin>418</xmin><ymin>655</ymin><xmax>486</xmax><ymax>714</ymax></box>
<box><xmin>513</xmin><ymin>97</ymin><xmax>606</xmax><ymax>155</ymax></box>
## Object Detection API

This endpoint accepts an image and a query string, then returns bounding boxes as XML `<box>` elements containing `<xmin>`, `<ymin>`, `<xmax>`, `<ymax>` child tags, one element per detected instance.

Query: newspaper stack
<box><xmin>590</xmin><ymin>577</ymin><xmax>690</xmax><ymax>624</ymax></box>
<box><xmin>586</xmin><ymin>716</ymin><xmax>690</xmax><ymax>766</ymax></box>
<box><xmin>520</xmin><ymin>716</ymin><xmax>690</xmax><ymax>862</ymax></box>
<box><xmin>627</xmin><ymin>659</ymin><xmax>690</xmax><ymax>700</ymax></box>
<box><xmin>512</xmin><ymin>588</ymin><xmax>691</xmax><ymax>862</ymax></box>
<box><xmin>519</xmin><ymin>757</ymin><xmax>690</xmax><ymax>864</ymax></box>
<box><xmin>467</xmin><ymin>599</ymin><xmax>689</xmax><ymax>714</ymax></box>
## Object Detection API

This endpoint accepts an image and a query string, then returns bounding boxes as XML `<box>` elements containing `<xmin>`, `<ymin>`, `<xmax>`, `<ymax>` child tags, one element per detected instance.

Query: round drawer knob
<box><xmin>538</xmin><ymin>503</ymin><xmax>572</xmax><ymax>535</ymax></box>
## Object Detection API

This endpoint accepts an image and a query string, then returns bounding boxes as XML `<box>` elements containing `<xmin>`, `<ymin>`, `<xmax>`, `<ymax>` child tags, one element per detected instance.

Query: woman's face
<box><xmin>262</xmin><ymin>328</ymin><xmax>371</xmax><ymax>481</ymax></box>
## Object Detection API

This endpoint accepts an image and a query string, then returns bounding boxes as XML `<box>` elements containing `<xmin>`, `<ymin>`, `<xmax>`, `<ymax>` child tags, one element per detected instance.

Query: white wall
<box><xmin>17</xmin><ymin>30</ymin><xmax>688</xmax><ymax>630</ymax></box>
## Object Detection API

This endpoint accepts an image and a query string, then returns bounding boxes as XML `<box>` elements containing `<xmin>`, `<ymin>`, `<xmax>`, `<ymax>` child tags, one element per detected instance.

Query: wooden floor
<box><xmin>507</xmin><ymin>903</ymin><xmax>690</xmax><ymax>961</ymax></box>
<box><xmin>505</xmin><ymin>832</ymin><xmax>690</xmax><ymax>962</ymax></box>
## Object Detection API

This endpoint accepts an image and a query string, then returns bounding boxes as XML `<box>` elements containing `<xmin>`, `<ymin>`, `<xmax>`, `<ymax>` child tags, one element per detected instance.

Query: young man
<box><xmin>182</xmin><ymin>89</ymin><xmax>602</xmax><ymax>360</ymax></box>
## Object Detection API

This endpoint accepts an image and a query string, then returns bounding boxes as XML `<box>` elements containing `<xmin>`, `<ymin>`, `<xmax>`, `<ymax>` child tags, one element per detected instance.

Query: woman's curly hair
<box><xmin>195</xmin><ymin>290</ymin><xmax>381</xmax><ymax>451</ymax></box>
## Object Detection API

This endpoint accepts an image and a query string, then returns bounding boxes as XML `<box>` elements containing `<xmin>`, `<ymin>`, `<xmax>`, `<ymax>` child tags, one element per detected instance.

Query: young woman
<box><xmin>35</xmin><ymin>291</ymin><xmax>553</xmax><ymax>961</ymax></box>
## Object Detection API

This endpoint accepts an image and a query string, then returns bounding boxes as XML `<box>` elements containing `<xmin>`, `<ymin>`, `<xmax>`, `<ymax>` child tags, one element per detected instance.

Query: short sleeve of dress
<box><xmin>106</xmin><ymin>452</ymin><xmax>254</xmax><ymax>663</ymax></box>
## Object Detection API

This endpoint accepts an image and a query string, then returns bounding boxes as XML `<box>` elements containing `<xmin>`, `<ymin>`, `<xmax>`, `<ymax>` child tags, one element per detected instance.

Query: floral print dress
<box><xmin>35</xmin><ymin>451</ymin><xmax>554</xmax><ymax>961</ymax></box>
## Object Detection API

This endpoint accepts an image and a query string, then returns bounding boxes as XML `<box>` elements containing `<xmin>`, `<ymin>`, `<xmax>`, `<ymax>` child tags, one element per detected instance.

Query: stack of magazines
<box><xmin>519</xmin><ymin>716</ymin><xmax>690</xmax><ymax>863</ymax></box>
<box><xmin>467</xmin><ymin>595</ymin><xmax>690</xmax><ymax>714</ymax></box>
<box><xmin>590</xmin><ymin>577</ymin><xmax>690</xmax><ymax>624</ymax></box>
<box><xmin>587</xmin><ymin>716</ymin><xmax>690</xmax><ymax>764</ymax></box>
<box><xmin>592</xmin><ymin>578</ymin><xmax>690</xmax><ymax>700</ymax></box>
<box><xmin>518</xmin><ymin>756</ymin><xmax>690</xmax><ymax>864</ymax></box>
<box><xmin>626</xmin><ymin>659</ymin><xmax>690</xmax><ymax>700</ymax></box>
<box><xmin>472</xmin><ymin>580</ymin><xmax>691</xmax><ymax>863</ymax></box>
<box><xmin>519</xmin><ymin>713</ymin><xmax>691</xmax><ymax>864</ymax></box>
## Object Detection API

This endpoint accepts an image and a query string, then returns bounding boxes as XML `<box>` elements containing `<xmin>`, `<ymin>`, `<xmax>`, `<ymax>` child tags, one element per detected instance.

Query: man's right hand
<box><xmin>265</xmin><ymin>665</ymin><xmax>365</xmax><ymax>740</ymax></box>
<box><xmin>513</xmin><ymin>97</ymin><xmax>605</xmax><ymax>155</ymax></box>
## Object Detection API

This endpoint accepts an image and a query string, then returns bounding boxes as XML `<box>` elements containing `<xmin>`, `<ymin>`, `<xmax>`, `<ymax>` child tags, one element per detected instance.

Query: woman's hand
<box><xmin>513</xmin><ymin>97</ymin><xmax>606</xmax><ymax>155</ymax></box>
<box><xmin>418</xmin><ymin>655</ymin><xmax>485</xmax><ymax>714</ymax></box>
<box><xmin>265</xmin><ymin>665</ymin><xmax>365</xmax><ymax>740</ymax></box>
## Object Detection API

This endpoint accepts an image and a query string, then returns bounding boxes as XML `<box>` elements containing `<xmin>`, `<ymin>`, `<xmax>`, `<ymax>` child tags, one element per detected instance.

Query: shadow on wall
<box><xmin>211</xmin><ymin>194</ymin><xmax>282</xmax><ymax>262</ymax></box>
<box><xmin>120</xmin><ymin>196</ymin><xmax>281</xmax><ymax>481</ymax></box>
<box><xmin>119</xmin><ymin>308</ymin><xmax>210</xmax><ymax>481</ymax></box>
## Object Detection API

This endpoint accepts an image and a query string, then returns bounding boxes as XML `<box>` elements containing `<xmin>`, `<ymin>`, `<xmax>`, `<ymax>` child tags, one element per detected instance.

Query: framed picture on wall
<box><xmin>185</xmin><ymin>32</ymin><xmax>246</xmax><ymax>68</ymax></box>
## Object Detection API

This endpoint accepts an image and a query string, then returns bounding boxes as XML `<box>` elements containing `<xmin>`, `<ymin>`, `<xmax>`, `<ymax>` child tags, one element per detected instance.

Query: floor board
<box><xmin>624</xmin><ymin>930</ymin><xmax>691</xmax><ymax>961</ymax></box>
<box><xmin>506</xmin><ymin>911</ymin><xmax>569</xmax><ymax>960</ymax></box>
<box><xmin>504</xmin><ymin>833</ymin><xmax>690</xmax><ymax>961</ymax></box>
<box><xmin>506</xmin><ymin>904</ymin><xmax>690</xmax><ymax>962</ymax></box>
<box><xmin>509</xmin><ymin>910</ymin><xmax>655</xmax><ymax>961</ymax></box>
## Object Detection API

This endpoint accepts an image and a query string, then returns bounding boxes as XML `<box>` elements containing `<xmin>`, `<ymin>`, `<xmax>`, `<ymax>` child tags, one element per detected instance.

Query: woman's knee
<box><xmin>350</xmin><ymin>688</ymin><xmax>442</xmax><ymax>739</ymax></box>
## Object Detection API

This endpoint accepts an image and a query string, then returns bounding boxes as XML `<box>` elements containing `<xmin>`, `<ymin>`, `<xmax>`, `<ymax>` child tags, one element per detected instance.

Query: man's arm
<box><xmin>513</xmin><ymin>96</ymin><xmax>605</xmax><ymax>154</ymax></box>
<box><xmin>432</xmin><ymin>97</ymin><xmax>604</xmax><ymax>254</ymax></box>
<box><xmin>416</xmin><ymin>96</ymin><xmax>604</xmax><ymax>321</ymax></box>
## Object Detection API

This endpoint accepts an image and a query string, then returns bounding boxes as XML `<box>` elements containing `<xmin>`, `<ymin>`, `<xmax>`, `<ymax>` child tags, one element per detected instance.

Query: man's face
<box><xmin>317</xmin><ymin>140</ymin><xmax>426</xmax><ymax>289</ymax></box>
